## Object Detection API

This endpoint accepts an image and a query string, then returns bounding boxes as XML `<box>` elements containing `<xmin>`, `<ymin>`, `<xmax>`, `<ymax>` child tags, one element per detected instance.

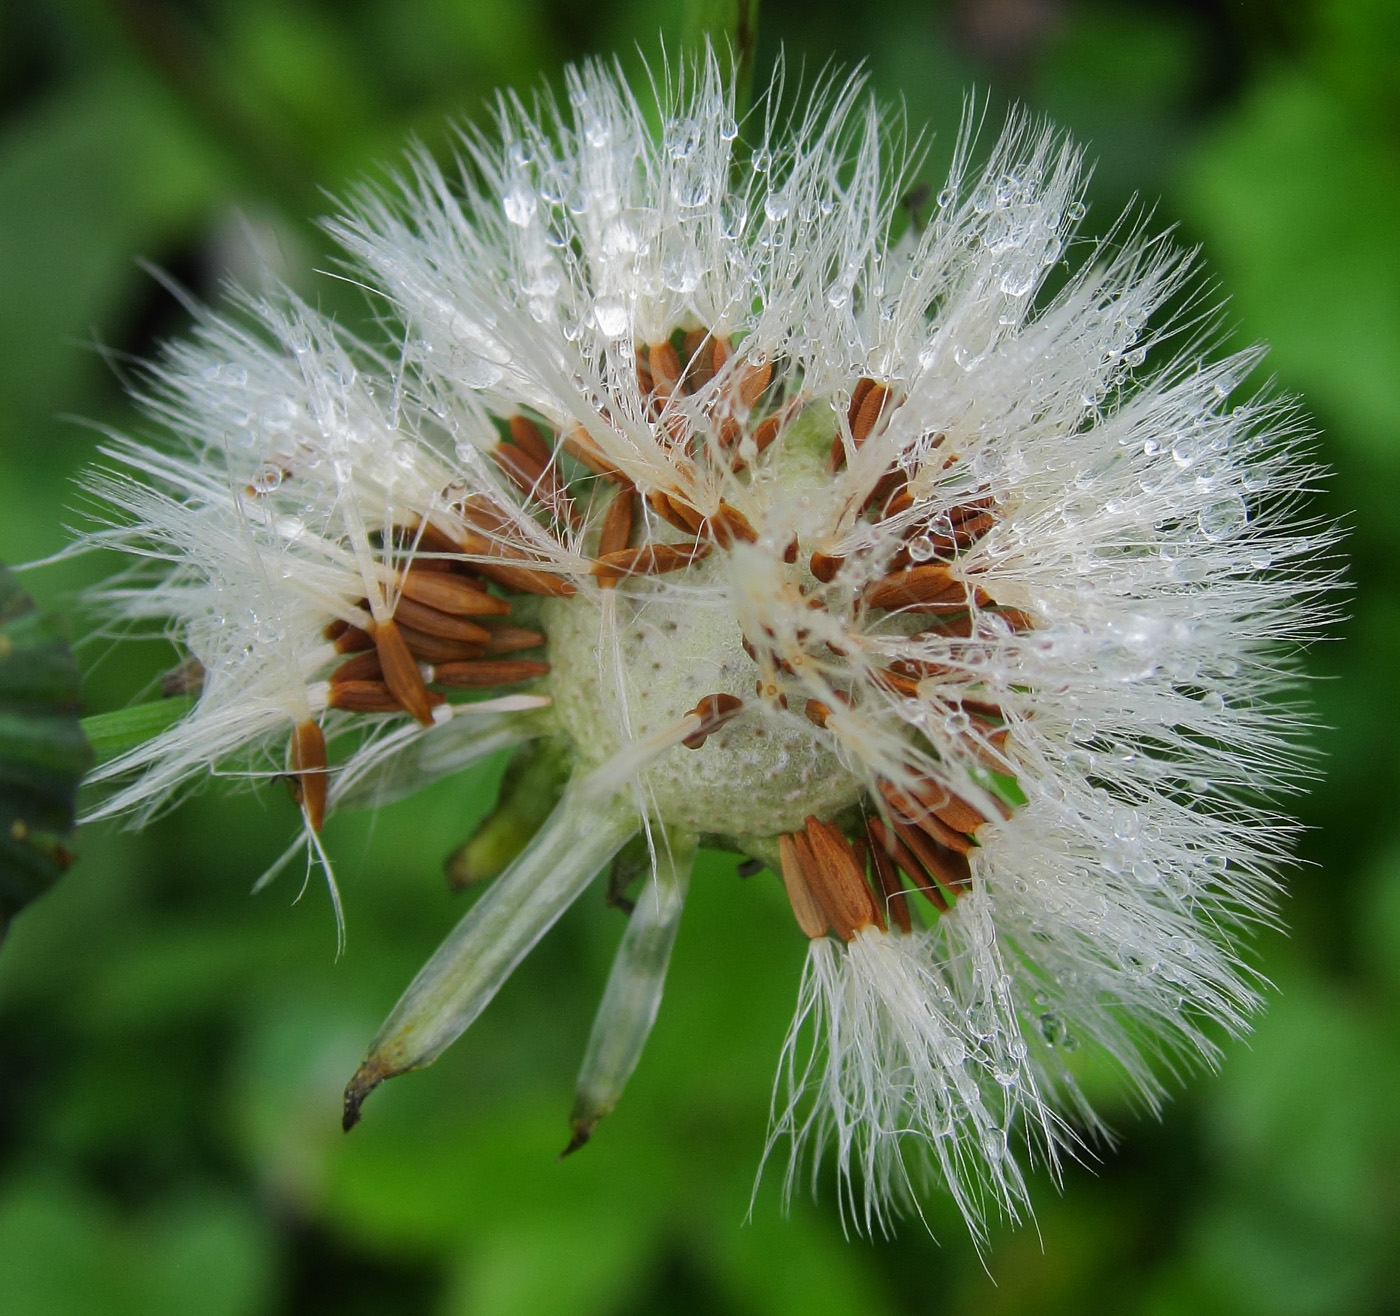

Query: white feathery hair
<box><xmin>77</xmin><ymin>46</ymin><xmax>1337</xmax><ymax>1241</ymax></box>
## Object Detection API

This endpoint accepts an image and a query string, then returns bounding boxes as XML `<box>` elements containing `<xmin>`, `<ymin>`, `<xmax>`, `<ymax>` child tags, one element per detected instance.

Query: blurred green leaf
<box><xmin>0</xmin><ymin>68</ymin><xmax>225</xmax><ymax>436</ymax></box>
<box><xmin>0</xmin><ymin>1175</ymin><xmax>276</xmax><ymax>1316</ymax></box>
<box><xmin>1179</xmin><ymin>72</ymin><xmax>1400</xmax><ymax>460</ymax></box>
<box><xmin>0</xmin><ymin>564</ymin><xmax>90</xmax><ymax>944</ymax></box>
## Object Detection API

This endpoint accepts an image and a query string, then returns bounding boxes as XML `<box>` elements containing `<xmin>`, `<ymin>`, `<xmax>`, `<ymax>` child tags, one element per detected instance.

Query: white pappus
<box><xmin>79</xmin><ymin>48</ymin><xmax>1337</xmax><ymax>1244</ymax></box>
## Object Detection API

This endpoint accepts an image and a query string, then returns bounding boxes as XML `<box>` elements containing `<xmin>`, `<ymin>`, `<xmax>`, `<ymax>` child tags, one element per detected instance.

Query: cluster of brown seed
<box><xmin>282</xmin><ymin>335</ymin><xmax>1033</xmax><ymax>935</ymax></box>
<box><xmin>778</xmin><ymin>775</ymin><xmax>1005</xmax><ymax>943</ymax></box>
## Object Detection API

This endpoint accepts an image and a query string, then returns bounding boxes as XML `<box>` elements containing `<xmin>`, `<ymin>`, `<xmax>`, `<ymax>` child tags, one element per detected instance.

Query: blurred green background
<box><xmin>2</xmin><ymin>0</ymin><xmax>1398</xmax><ymax>1312</ymax></box>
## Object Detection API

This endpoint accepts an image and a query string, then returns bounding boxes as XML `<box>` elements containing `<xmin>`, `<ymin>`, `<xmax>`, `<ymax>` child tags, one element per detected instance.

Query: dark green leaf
<box><xmin>0</xmin><ymin>564</ymin><xmax>91</xmax><ymax>944</ymax></box>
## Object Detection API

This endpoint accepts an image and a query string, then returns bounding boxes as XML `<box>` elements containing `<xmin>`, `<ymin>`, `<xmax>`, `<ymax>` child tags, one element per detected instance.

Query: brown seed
<box><xmin>710</xmin><ymin>502</ymin><xmax>757</xmax><ymax>547</ymax></box>
<box><xmin>399</xmin><ymin>571</ymin><xmax>511</xmax><ymax>616</ymax></box>
<box><xmin>482</xmin><ymin>625</ymin><xmax>546</xmax><ymax>655</ymax></box>
<box><xmin>867</xmin><ymin>817</ymin><xmax>950</xmax><ymax>912</ymax></box>
<box><xmin>431</xmin><ymin>659</ymin><xmax>550</xmax><ymax>688</ymax></box>
<box><xmin>887</xmin><ymin>658</ymin><xmax>958</xmax><ymax>681</ymax></box>
<box><xmin>561</xmin><ymin>426</ymin><xmax>626</xmax><ymax>482</ymax></box>
<box><xmin>334</xmin><ymin>625</ymin><xmax>375</xmax><ymax>654</ymax></box>
<box><xmin>851</xmin><ymin>382</ymin><xmax>892</xmax><ymax>444</ymax></box>
<box><xmin>804</xmin><ymin>699</ymin><xmax>832</xmax><ymax>728</ymax></box>
<box><xmin>865</xmin><ymin>820</ymin><xmax>912</xmax><ymax>933</ymax></box>
<box><xmin>880</xmin><ymin>485</ymin><xmax>915</xmax><ymax>520</ymax></box>
<box><xmin>402</xmin><ymin>555</ymin><xmax>453</xmax><ymax>574</ymax></box>
<box><xmin>958</xmin><ymin>698</ymin><xmax>1006</xmax><ymax>723</ymax></box>
<box><xmin>491</xmin><ymin>443</ymin><xmax>580</xmax><ymax>528</ymax></box>
<box><xmin>592</xmin><ymin>539</ymin><xmax>711</xmax><ymax>582</ymax></box>
<box><xmin>397</xmin><ymin>625</ymin><xmax>487</xmax><ymax>664</ymax></box>
<box><xmin>992</xmin><ymin>607</ymin><xmax>1036</xmax><ymax>633</ymax></box>
<box><xmin>949</xmin><ymin>496</ymin><xmax>996</xmax><ymax>524</ymax></box>
<box><xmin>778</xmin><ymin>833</ymin><xmax>830</xmax><ymax>939</ymax></box>
<box><xmin>737</xmin><ymin>358</ymin><xmax>772</xmax><ymax>408</ymax></box>
<box><xmin>890</xmin><ymin>817</ymin><xmax>972</xmax><ymax>895</ymax></box>
<box><xmin>649</xmin><ymin>341</ymin><xmax>683</xmax><ymax>398</ymax></box>
<box><xmin>965</xmin><ymin>726</ymin><xmax>1012</xmax><ymax>772</ymax></box>
<box><xmin>782</xmin><ymin>539</ymin><xmax>799</xmax><ymax>564</ymax></box>
<box><xmin>649</xmin><ymin>490</ymin><xmax>705</xmax><ymax>535</ymax></box>
<box><xmin>802</xmin><ymin>816</ymin><xmax>884</xmax><ymax>938</ymax></box>
<box><xmin>289</xmin><ymin>720</ymin><xmax>327</xmax><ymax>833</ymax></box>
<box><xmin>371</xmin><ymin>618</ymin><xmax>435</xmax><ymax>725</ymax></box>
<box><xmin>595</xmin><ymin>486</ymin><xmax>636</xmax><ymax>590</ymax></box>
<box><xmin>751</xmin><ymin>412</ymin><xmax>782</xmax><ymax>454</ymax></box>
<box><xmin>597</xmin><ymin>485</ymin><xmax>635</xmax><ymax>557</ymax></box>
<box><xmin>329</xmin><ymin>679</ymin><xmax>445</xmax><ymax>716</ymax></box>
<box><xmin>916</xmin><ymin>613</ymin><xmax>976</xmax><ymax>639</ymax></box>
<box><xmin>864</xmin><ymin>564</ymin><xmax>961</xmax><ymax>612</ymax></box>
<box><xmin>876</xmin><ymin>779</ymin><xmax>975</xmax><ymax>854</ymax></box>
<box><xmin>681</xmin><ymin>330</ymin><xmax>711</xmax><ymax>391</ymax></box>
<box><xmin>847</xmin><ymin>377</ymin><xmax>876</xmax><ymax>426</ymax></box>
<box><xmin>872</xmin><ymin>668</ymin><xmax>922</xmax><ymax>699</ymax></box>
<box><xmin>681</xmin><ymin>693</ymin><xmax>744</xmax><ymax>749</ymax></box>
<box><xmin>917</xmin><ymin>784</ymin><xmax>988</xmax><ymax>835</ymax></box>
<box><xmin>408</xmin><ymin>520</ymin><xmax>468</xmax><ymax>555</ymax></box>
<box><xmin>952</xmin><ymin>511</ymin><xmax>996</xmax><ymax>548</ymax></box>
<box><xmin>809</xmin><ymin>552</ymin><xmax>843</xmax><ymax>583</ymax></box>
<box><xmin>507</xmin><ymin>415</ymin><xmax>554</xmax><ymax>466</ymax></box>
<box><xmin>330</xmin><ymin>650</ymin><xmax>384</xmax><ymax>684</ymax></box>
<box><xmin>393</xmin><ymin>596</ymin><xmax>497</xmax><ymax>642</ymax></box>
<box><xmin>479</xmin><ymin>561</ymin><xmax>578</xmax><ymax>597</ymax></box>
<box><xmin>324</xmin><ymin>618</ymin><xmax>350</xmax><ymax>642</ymax></box>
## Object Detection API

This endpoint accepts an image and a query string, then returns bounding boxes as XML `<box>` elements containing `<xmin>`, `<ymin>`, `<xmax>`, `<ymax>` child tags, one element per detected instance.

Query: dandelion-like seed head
<box><xmin>81</xmin><ymin>49</ymin><xmax>1336</xmax><ymax>1242</ymax></box>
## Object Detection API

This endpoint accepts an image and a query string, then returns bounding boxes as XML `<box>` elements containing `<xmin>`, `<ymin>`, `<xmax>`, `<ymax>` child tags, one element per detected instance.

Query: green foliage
<box><xmin>1</xmin><ymin>1</ymin><xmax>1397</xmax><ymax>1313</ymax></box>
<box><xmin>0</xmin><ymin>565</ymin><xmax>89</xmax><ymax>944</ymax></box>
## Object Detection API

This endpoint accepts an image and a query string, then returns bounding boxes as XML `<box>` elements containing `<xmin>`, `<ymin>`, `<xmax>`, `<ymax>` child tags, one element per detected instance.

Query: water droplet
<box><xmin>1067</xmin><ymin>201</ymin><xmax>1087</xmax><ymax>221</ymax></box>
<box><xmin>248</xmin><ymin>462</ymin><xmax>284</xmax><ymax>493</ymax></box>
<box><xmin>764</xmin><ymin>192</ymin><xmax>790</xmax><ymax>223</ymax></box>
<box><xmin>200</xmin><ymin>362</ymin><xmax>248</xmax><ymax>386</ymax></box>
<box><xmin>998</xmin><ymin>263</ymin><xmax>1037</xmax><ymax>296</ymax></box>
<box><xmin>459</xmin><ymin>357</ymin><xmax>504</xmax><ymax>388</ymax></box>
<box><xmin>662</xmin><ymin>246</ymin><xmax>704</xmax><ymax>293</ymax></box>
<box><xmin>502</xmin><ymin>184</ymin><xmax>536</xmax><ymax>227</ymax></box>
<box><xmin>1199</xmin><ymin>495</ymin><xmax>1248</xmax><ymax>541</ymax></box>
<box><xmin>592</xmin><ymin>296</ymin><xmax>629</xmax><ymax>339</ymax></box>
<box><xmin>1132</xmin><ymin>860</ymin><xmax>1160</xmax><ymax>887</ymax></box>
<box><xmin>663</xmin><ymin>120</ymin><xmax>700</xmax><ymax>159</ymax></box>
<box><xmin>936</xmin><ymin>186</ymin><xmax>955</xmax><ymax>208</ymax></box>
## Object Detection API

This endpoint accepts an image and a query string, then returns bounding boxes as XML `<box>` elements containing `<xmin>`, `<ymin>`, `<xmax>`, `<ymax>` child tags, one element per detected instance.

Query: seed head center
<box><xmin>543</xmin><ymin>560</ymin><xmax>865</xmax><ymax>840</ymax></box>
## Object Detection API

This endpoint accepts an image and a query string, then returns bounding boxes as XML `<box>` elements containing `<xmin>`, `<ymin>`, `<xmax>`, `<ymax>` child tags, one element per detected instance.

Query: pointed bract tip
<box><xmin>559</xmin><ymin>1121</ymin><xmax>594</xmax><ymax>1160</ymax></box>
<box><xmin>342</xmin><ymin>1061</ymin><xmax>389</xmax><ymax>1132</ymax></box>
